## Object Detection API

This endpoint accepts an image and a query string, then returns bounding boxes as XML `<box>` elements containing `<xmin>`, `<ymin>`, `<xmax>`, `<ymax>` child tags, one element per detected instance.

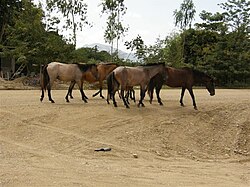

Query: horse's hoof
<box><xmin>101</xmin><ymin>96</ymin><xmax>105</xmax><ymax>99</ymax></box>
<box><xmin>194</xmin><ymin>106</ymin><xmax>198</xmax><ymax>110</ymax></box>
<box><xmin>181</xmin><ymin>103</ymin><xmax>185</xmax><ymax>107</ymax></box>
<box><xmin>50</xmin><ymin>100</ymin><xmax>55</xmax><ymax>103</ymax></box>
<box><xmin>125</xmin><ymin>105</ymin><xmax>130</xmax><ymax>109</ymax></box>
<box><xmin>159</xmin><ymin>103</ymin><xmax>163</xmax><ymax>106</ymax></box>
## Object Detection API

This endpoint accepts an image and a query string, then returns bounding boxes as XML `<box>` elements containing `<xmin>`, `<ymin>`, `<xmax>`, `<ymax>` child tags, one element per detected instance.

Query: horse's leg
<box><xmin>65</xmin><ymin>81</ymin><xmax>75</xmax><ymax>102</ymax></box>
<box><xmin>99</xmin><ymin>87</ymin><xmax>105</xmax><ymax>99</ymax></box>
<box><xmin>121</xmin><ymin>89</ymin><xmax>130</xmax><ymax>108</ymax></box>
<box><xmin>93</xmin><ymin>81</ymin><xmax>105</xmax><ymax>99</ymax></box>
<box><xmin>188</xmin><ymin>88</ymin><xmax>197</xmax><ymax>110</ymax></box>
<box><xmin>125</xmin><ymin>90</ymin><xmax>130</xmax><ymax>105</ymax></box>
<box><xmin>47</xmin><ymin>83</ymin><xmax>55</xmax><ymax>103</ymax></box>
<box><xmin>92</xmin><ymin>89</ymin><xmax>100</xmax><ymax>97</ymax></box>
<box><xmin>40</xmin><ymin>88</ymin><xmax>44</xmax><ymax>102</ymax></box>
<box><xmin>148</xmin><ymin>88</ymin><xmax>154</xmax><ymax>104</ymax></box>
<box><xmin>117</xmin><ymin>90</ymin><xmax>121</xmax><ymax>99</ymax></box>
<box><xmin>69</xmin><ymin>81</ymin><xmax>75</xmax><ymax>99</ymax></box>
<box><xmin>77</xmin><ymin>81</ymin><xmax>88</xmax><ymax>103</ymax></box>
<box><xmin>138</xmin><ymin>87</ymin><xmax>146</xmax><ymax>107</ymax></box>
<box><xmin>130</xmin><ymin>89</ymin><xmax>136</xmax><ymax>103</ymax></box>
<box><xmin>180</xmin><ymin>87</ymin><xmax>186</xmax><ymax>107</ymax></box>
<box><xmin>112</xmin><ymin>90</ymin><xmax>117</xmax><ymax>107</ymax></box>
<box><xmin>156</xmin><ymin>85</ymin><xmax>163</xmax><ymax>106</ymax></box>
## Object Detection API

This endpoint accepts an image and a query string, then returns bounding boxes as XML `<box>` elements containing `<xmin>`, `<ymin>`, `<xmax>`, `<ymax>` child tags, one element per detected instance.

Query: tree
<box><xmin>125</xmin><ymin>35</ymin><xmax>146</xmax><ymax>62</ymax></box>
<box><xmin>101</xmin><ymin>0</ymin><xmax>128</xmax><ymax>61</ymax></box>
<box><xmin>46</xmin><ymin>0</ymin><xmax>89</xmax><ymax>48</ymax></box>
<box><xmin>4</xmin><ymin>0</ymin><xmax>74</xmax><ymax>74</ymax></box>
<box><xmin>173</xmin><ymin>0</ymin><xmax>196</xmax><ymax>64</ymax></box>
<box><xmin>162</xmin><ymin>32</ymin><xmax>183</xmax><ymax>67</ymax></box>
<box><xmin>173</xmin><ymin>0</ymin><xmax>196</xmax><ymax>30</ymax></box>
<box><xmin>219</xmin><ymin>0</ymin><xmax>250</xmax><ymax>33</ymax></box>
<box><xmin>0</xmin><ymin>0</ymin><xmax>22</xmax><ymax>44</ymax></box>
<box><xmin>195</xmin><ymin>11</ymin><xmax>227</xmax><ymax>33</ymax></box>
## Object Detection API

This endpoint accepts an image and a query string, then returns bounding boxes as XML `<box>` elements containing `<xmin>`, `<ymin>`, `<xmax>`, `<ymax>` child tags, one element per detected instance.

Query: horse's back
<box><xmin>113</xmin><ymin>66</ymin><xmax>144</xmax><ymax>86</ymax></box>
<box><xmin>47</xmin><ymin>62</ymin><xmax>81</xmax><ymax>81</ymax></box>
<box><xmin>166</xmin><ymin>66</ymin><xmax>194</xmax><ymax>87</ymax></box>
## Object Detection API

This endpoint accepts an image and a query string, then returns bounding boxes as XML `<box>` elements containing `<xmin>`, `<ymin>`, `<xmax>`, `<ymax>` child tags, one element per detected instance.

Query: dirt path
<box><xmin>0</xmin><ymin>89</ymin><xmax>250</xmax><ymax>186</ymax></box>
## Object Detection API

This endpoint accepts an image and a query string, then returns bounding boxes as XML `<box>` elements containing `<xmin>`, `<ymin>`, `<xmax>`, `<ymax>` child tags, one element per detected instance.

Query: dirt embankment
<box><xmin>0</xmin><ymin>89</ymin><xmax>250</xmax><ymax>186</ymax></box>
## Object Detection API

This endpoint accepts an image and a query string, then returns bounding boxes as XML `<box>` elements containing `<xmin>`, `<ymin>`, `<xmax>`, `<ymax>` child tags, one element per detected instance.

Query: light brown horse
<box><xmin>66</xmin><ymin>62</ymin><xmax>118</xmax><ymax>102</ymax></box>
<box><xmin>107</xmin><ymin>63</ymin><xmax>166</xmax><ymax>108</ymax></box>
<box><xmin>148</xmin><ymin>66</ymin><xmax>215</xmax><ymax>109</ymax></box>
<box><xmin>40</xmin><ymin>62</ymin><xmax>98</xmax><ymax>103</ymax></box>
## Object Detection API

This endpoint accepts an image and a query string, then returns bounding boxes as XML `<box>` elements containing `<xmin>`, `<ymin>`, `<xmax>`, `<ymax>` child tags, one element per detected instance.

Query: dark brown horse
<box><xmin>148</xmin><ymin>66</ymin><xmax>215</xmax><ymax>110</ymax></box>
<box><xmin>40</xmin><ymin>62</ymin><xmax>98</xmax><ymax>103</ymax></box>
<box><xmin>107</xmin><ymin>63</ymin><xmax>166</xmax><ymax>108</ymax></box>
<box><xmin>66</xmin><ymin>62</ymin><xmax>118</xmax><ymax>102</ymax></box>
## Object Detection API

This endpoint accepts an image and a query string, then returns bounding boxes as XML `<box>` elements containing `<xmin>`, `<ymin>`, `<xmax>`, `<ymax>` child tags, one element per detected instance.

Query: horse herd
<box><xmin>40</xmin><ymin>62</ymin><xmax>215</xmax><ymax>110</ymax></box>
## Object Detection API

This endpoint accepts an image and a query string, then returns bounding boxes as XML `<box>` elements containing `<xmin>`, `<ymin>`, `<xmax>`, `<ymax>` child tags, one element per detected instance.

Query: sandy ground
<box><xmin>0</xmin><ymin>88</ymin><xmax>250</xmax><ymax>186</ymax></box>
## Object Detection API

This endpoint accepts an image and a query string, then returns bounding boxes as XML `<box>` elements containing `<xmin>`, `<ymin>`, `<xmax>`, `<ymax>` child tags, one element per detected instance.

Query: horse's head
<box><xmin>204</xmin><ymin>76</ymin><xmax>215</xmax><ymax>96</ymax></box>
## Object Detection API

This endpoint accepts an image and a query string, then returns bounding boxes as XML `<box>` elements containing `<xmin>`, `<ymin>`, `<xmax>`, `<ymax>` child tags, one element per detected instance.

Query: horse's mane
<box><xmin>179</xmin><ymin>67</ymin><xmax>209</xmax><ymax>78</ymax></box>
<box><xmin>141</xmin><ymin>62</ymin><xmax>165</xmax><ymax>66</ymax></box>
<box><xmin>99</xmin><ymin>62</ymin><xmax>117</xmax><ymax>65</ymax></box>
<box><xmin>192</xmin><ymin>69</ymin><xmax>209</xmax><ymax>78</ymax></box>
<box><xmin>75</xmin><ymin>63</ymin><xmax>96</xmax><ymax>72</ymax></box>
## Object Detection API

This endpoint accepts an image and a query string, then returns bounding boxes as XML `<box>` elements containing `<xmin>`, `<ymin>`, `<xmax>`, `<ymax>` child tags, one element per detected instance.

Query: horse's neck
<box><xmin>193</xmin><ymin>72</ymin><xmax>206</xmax><ymax>85</ymax></box>
<box><xmin>147</xmin><ymin>66</ymin><xmax>163</xmax><ymax>79</ymax></box>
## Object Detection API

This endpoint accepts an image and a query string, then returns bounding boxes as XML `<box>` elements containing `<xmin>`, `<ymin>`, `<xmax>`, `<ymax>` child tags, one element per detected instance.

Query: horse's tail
<box><xmin>106</xmin><ymin>72</ymin><xmax>114</xmax><ymax>102</ymax></box>
<box><xmin>41</xmin><ymin>64</ymin><xmax>50</xmax><ymax>91</ymax></box>
<box><xmin>106</xmin><ymin>71</ymin><xmax>119</xmax><ymax>102</ymax></box>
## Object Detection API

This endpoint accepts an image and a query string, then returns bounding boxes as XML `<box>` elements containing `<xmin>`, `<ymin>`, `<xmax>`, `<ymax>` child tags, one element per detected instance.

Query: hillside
<box><xmin>82</xmin><ymin>43</ymin><xmax>138</xmax><ymax>61</ymax></box>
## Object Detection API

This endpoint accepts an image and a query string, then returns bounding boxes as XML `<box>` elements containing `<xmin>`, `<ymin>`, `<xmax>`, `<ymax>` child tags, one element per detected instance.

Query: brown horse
<box><xmin>40</xmin><ymin>62</ymin><xmax>98</xmax><ymax>103</ymax></box>
<box><xmin>66</xmin><ymin>62</ymin><xmax>118</xmax><ymax>102</ymax></box>
<box><xmin>148</xmin><ymin>66</ymin><xmax>215</xmax><ymax>110</ymax></box>
<box><xmin>107</xmin><ymin>63</ymin><xmax>166</xmax><ymax>108</ymax></box>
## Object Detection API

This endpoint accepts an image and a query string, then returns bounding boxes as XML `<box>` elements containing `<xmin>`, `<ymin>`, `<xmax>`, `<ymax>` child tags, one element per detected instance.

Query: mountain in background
<box><xmin>81</xmin><ymin>43</ymin><xmax>137</xmax><ymax>62</ymax></box>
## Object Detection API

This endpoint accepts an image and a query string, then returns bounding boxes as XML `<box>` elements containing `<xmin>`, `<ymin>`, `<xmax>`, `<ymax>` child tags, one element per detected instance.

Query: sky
<box><xmin>35</xmin><ymin>0</ymin><xmax>226</xmax><ymax>52</ymax></box>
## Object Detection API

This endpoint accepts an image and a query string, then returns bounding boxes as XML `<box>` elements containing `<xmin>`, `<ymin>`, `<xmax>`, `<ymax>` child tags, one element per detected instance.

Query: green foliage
<box><xmin>162</xmin><ymin>33</ymin><xmax>184</xmax><ymax>67</ymax></box>
<box><xmin>46</xmin><ymin>0</ymin><xmax>89</xmax><ymax>47</ymax></box>
<box><xmin>101</xmin><ymin>0</ymin><xmax>128</xmax><ymax>61</ymax></box>
<box><xmin>125</xmin><ymin>35</ymin><xmax>146</xmax><ymax>61</ymax></box>
<box><xmin>1</xmin><ymin>0</ymin><xmax>249</xmax><ymax>88</ymax></box>
<box><xmin>71</xmin><ymin>47</ymin><xmax>112</xmax><ymax>63</ymax></box>
<box><xmin>169</xmin><ymin>0</ymin><xmax>250</xmax><ymax>87</ymax></box>
<box><xmin>2</xmin><ymin>0</ymin><xmax>74</xmax><ymax>74</ymax></box>
<box><xmin>0</xmin><ymin>0</ymin><xmax>22</xmax><ymax>43</ymax></box>
<box><xmin>173</xmin><ymin>0</ymin><xmax>196</xmax><ymax>30</ymax></box>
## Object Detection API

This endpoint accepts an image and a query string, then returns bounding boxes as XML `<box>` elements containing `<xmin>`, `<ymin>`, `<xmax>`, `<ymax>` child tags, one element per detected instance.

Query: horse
<box><xmin>106</xmin><ymin>63</ymin><xmax>166</xmax><ymax>108</ymax></box>
<box><xmin>66</xmin><ymin>62</ymin><xmax>118</xmax><ymax>102</ymax></box>
<box><xmin>147</xmin><ymin>66</ymin><xmax>215</xmax><ymax>110</ymax></box>
<box><xmin>40</xmin><ymin>62</ymin><xmax>98</xmax><ymax>103</ymax></box>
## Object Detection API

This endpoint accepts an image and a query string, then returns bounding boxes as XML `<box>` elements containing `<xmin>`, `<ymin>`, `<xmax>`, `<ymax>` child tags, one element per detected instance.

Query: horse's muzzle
<box><xmin>210</xmin><ymin>92</ymin><xmax>215</xmax><ymax>96</ymax></box>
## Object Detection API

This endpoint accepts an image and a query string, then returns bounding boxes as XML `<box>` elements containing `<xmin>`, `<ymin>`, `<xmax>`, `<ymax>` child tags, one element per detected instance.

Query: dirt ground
<box><xmin>0</xmin><ymin>86</ymin><xmax>250</xmax><ymax>186</ymax></box>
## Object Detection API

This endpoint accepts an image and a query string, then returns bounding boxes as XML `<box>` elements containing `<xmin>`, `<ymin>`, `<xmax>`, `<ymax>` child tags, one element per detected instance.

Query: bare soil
<box><xmin>0</xmin><ymin>87</ymin><xmax>250</xmax><ymax>186</ymax></box>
